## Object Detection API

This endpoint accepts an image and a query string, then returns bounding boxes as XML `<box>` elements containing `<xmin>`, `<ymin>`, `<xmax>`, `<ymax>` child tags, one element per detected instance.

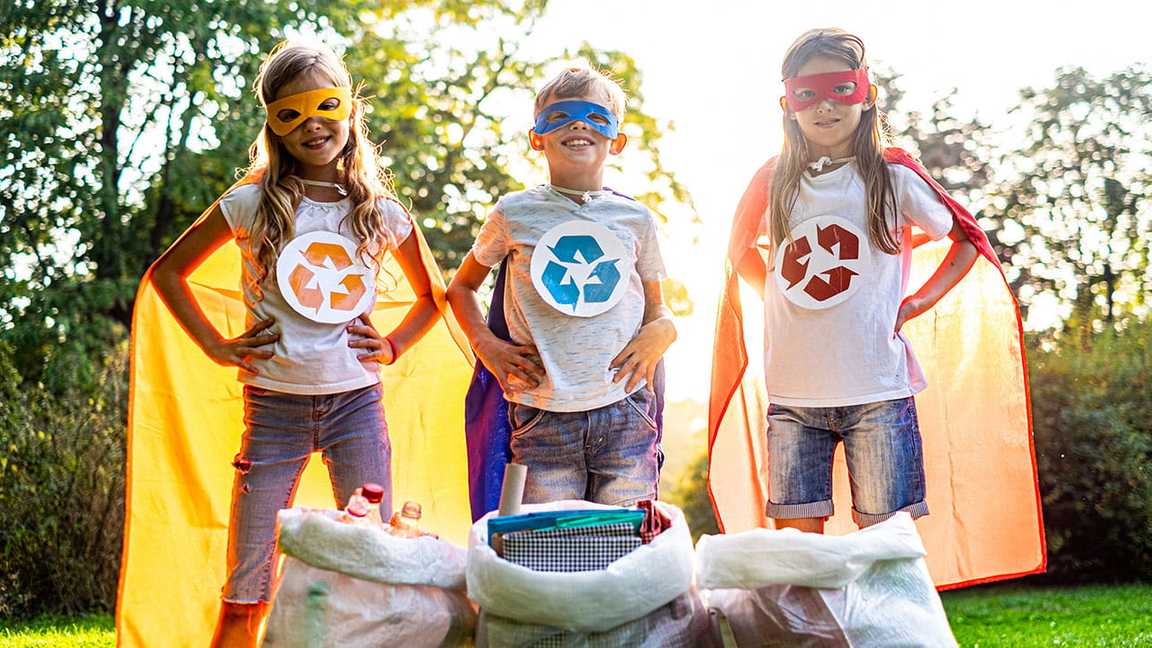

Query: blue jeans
<box><xmin>507</xmin><ymin>388</ymin><xmax>661</xmax><ymax>506</ymax></box>
<box><xmin>766</xmin><ymin>396</ymin><xmax>928</xmax><ymax>527</ymax></box>
<box><xmin>223</xmin><ymin>383</ymin><xmax>391</xmax><ymax>603</ymax></box>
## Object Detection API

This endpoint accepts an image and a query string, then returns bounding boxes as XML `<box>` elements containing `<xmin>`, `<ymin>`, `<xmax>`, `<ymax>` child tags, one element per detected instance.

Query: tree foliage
<box><xmin>988</xmin><ymin>66</ymin><xmax>1152</xmax><ymax>332</ymax></box>
<box><xmin>1</xmin><ymin>0</ymin><xmax>371</xmax><ymax>388</ymax></box>
<box><xmin>876</xmin><ymin>71</ymin><xmax>995</xmax><ymax>225</ymax></box>
<box><xmin>0</xmin><ymin>0</ymin><xmax>692</xmax><ymax>388</ymax></box>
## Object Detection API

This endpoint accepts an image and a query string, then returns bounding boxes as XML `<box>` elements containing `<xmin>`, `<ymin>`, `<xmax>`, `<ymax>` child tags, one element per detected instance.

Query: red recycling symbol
<box><xmin>779</xmin><ymin>223</ymin><xmax>860</xmax><ymax>302</ymax></box>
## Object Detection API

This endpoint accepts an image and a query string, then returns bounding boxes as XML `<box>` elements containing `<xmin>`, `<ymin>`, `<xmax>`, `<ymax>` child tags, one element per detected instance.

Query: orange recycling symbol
<box><xmin>772</xmin><ymin>217</ymin><xmax>865</xmax><ymax>310</ymax></box>
<box><xmin>275</xmin><ymin>231</ymin><xmax>375</xmax><ymax>323</ymax></box>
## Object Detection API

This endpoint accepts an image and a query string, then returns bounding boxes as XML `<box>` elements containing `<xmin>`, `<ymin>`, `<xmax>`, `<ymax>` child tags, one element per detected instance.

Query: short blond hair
<box><xmin>534</xmin><ymin>67</ymin><xmax>627</xmax><ymax>121</ymax></box>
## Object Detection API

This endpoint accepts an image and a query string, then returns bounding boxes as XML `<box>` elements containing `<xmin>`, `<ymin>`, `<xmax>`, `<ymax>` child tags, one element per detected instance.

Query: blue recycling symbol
<box><xmin>541</xmin><ymin>235</ymin><xmax>622</xmax><ymax>313</ymax></box>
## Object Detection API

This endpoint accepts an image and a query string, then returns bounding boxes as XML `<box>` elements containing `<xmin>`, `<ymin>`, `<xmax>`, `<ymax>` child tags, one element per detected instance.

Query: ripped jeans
<box><xmin>224</xmin><ymin>383</ymin><xmax>391</xmax><ymax>603</ymax></box>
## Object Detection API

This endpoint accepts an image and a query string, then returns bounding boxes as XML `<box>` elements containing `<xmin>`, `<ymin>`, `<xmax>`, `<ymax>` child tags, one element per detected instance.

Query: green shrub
<box><xmin>1029</xmin><ymin>318</ymin><xmax>1152</xmax><ymax>582</ymax></box>
<box><xmin>664</xmin><ymin>452</ymin><xmax>720</xmax><ymax>542</ymax></box>
<box><xmin>0</xmin><ymin>342</ymin><xmax>126</xmax><ymax>617</ymax></box>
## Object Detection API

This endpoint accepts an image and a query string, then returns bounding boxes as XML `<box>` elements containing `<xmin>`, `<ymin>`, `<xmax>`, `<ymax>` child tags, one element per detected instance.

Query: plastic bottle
<box><xmin>360</xmin><ymin>482</ymin><xmax>386</xmax><ymax>525</ymax></box>
<box><xmin>342</xmin><ymin>499</ymin><xmax>369</xmax><ymax>524</ymax></box>
<box><xmin>388</xmin><ymin>501</ymin><xmax>424</xmax><ymax>538</ymax></box>
<box><xmin>341</xmin><ymin>488</ymin><xmax>371</xmax><ymax>524</ymax></box>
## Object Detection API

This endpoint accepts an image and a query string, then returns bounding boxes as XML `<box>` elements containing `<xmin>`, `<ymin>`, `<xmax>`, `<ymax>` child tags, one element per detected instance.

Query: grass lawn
<box><xmin>942</xmin><ymin>583</ymin><xmax>1152</xmax><ymax>647</ymax></box>
<box><xmin>1</xmin><ymin>584</ymin><xmax>1149</xmax><ymax>646</ymax></box>
<box><xmin>0</xmin><ymin>614</ymin><xmax>115</xmax><ymax>647</ymax></box>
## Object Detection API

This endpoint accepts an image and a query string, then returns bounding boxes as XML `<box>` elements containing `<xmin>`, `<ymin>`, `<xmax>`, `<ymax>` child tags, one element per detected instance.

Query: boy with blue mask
<box><xmin>448</xmin><ymin>67</ymin><xmax>676</xmax><ymax>507</ymax></box>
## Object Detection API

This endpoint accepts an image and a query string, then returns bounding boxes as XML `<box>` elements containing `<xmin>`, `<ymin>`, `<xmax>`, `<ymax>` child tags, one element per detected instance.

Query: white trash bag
<box><xmin>264</xmin><ymin>508</ymin><xmax>476</xmax><ymax>647</ymax></box>
<box><xmin>697</xmin><ymin>512</ymin><xmax>957</xmax><ymax>647</ymax></box>
<box><xmin>467</xmin><ymin>500</ymin><xmax>710</xmax><ymax>647</ymax></box>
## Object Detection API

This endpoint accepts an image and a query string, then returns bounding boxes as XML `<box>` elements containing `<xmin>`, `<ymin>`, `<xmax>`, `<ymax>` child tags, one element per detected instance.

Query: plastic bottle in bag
<box><xmin>388</xmin><ymin>501</ymin><xmax>426</xmax><ymax>538</ymax></box>
<box><xmin>342</xmin><ymin>489</ymin><xmax>371</xmax><ymax>524</ymax></box>
<box><xmin>360</xmin><ymin>482</ymin><xmax>386</xmax><ymax>525</ymax></box>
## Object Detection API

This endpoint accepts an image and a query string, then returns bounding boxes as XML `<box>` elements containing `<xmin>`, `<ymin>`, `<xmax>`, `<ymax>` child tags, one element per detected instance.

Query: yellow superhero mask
<box><xmin>265</xmin><ymin>87</ymin><xmax>352</xmax><ymax>136</ymax></box>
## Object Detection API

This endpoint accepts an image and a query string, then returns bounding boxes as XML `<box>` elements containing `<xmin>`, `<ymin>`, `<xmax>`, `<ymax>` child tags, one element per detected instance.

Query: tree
<box><xmin>876</xmin><ymin>70</ymin><xmax>995</xmax><ymax>220</ymax></box>
<box><xmin>0</xmin><ymin>0</ymin><xmax>373</xmax><ymax>388</ymax></box>
<box><xmin>0</xmin><ymin>0</ymin><xmax>692</xmax><ymax>387</ymax></box>
<box><xmin>986</xmin><ymin>66</ymin><xmax>1152</xmax><ymax>333</ymax></box>
<box><xmin>877</xmin><ymin>68</ymin><xmax>1059</xmax><ymax>320</ymax></box>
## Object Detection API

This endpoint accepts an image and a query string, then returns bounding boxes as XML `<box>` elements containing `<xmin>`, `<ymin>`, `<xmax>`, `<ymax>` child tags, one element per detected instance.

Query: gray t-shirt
<box><xmin>220</xmin><ymin>184</ymin><xmax>414</xmax><ymax>395</ymax></box>
<box><xmin>471</xmin><ymin>186</ymin><xmax>667</xmax><ymax>412</ymax></box>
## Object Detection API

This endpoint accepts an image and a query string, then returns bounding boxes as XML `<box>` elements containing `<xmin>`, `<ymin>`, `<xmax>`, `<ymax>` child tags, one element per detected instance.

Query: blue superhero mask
<box><xmin>532</xmin><ymin>100</ymin><xmax>620</xmax><ymax>140</ymax></box>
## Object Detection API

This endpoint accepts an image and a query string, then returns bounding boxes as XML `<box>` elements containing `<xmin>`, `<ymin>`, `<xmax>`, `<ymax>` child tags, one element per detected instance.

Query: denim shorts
<box><xmin>507</xmin><ymin>388</ymin><xmax>662</xmax><ymax>506</ymax></box>
<box><xmin>223</xmin><ymin>383</ymin><xmax>391</xmax><ymax>603</ymax></box>
<box><xmin>766</xmin><ymin>396</ymin><xmax>928</xmax><ymax>527</ymax></box>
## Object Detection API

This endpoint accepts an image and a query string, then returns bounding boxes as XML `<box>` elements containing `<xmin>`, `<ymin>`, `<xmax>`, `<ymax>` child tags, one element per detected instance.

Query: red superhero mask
<box><xmin>782</xmin><ymin>67</ymin><xmax>871</xmax><ymax>112</ymax></box>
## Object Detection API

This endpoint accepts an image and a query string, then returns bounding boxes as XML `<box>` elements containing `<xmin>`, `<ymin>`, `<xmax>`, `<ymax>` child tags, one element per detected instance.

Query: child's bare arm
<box><xmin>347</xmin><ymin>230</ymin><xmax>440</xmax><ymax>364</ymax></box>
<box><xmin>150</xmin><ymin>205</ymin><xmax>279</xmax><ymax>373</ymax></box>
<box><xmin>734</xmin><ymin>248</ymin><xmax>768</xmax><ymax>300</ymax></box>
<box><xmin>610</xmin><ymin>279</ymin><xmax>677</xmax><ymax>392</ymax></box>
<box><xmin>894</xmin><ymin>220</ymin><xmax>979</xmax><ymax>334</ymax></box>
<box><xmin>446</xmin><ymin>252</ymin><xmax>544</xmax><ymax>393</ymax></box>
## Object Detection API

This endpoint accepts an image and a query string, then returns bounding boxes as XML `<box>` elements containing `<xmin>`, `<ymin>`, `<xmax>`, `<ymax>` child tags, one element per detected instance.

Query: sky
<box><xmin>502</xmin><ymin>0</ymin><xmax>1152</xmax><ymax>401</ymax></box>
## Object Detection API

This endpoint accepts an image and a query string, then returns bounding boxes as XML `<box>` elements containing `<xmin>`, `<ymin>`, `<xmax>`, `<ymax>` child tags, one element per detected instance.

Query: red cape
<box><xmin>707</xmin><ymin>148</ymin><xmax>1046</xmax><ymax>589</ymax></box>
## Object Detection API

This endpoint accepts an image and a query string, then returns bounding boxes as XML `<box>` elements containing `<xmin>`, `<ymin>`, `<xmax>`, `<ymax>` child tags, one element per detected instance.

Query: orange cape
<box><xmin>115</xmin><ymin>175</ymin><xmax>473</xmax><ymax>647</ymax></box>
<box><xmin>707</xmin><ymin>148</ymin><xmax>1045</xmax><ymax>589</ymax></box>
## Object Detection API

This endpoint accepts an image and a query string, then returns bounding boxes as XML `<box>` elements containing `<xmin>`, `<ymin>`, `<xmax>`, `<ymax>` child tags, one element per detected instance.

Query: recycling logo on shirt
<box><xmin>276</xmin><ymin>231</ymin><xmax>375</xmax><ymax>323</ymax></box>
<box><xmin>773</xmin><ymin>216</ymin><xmax>867</xmax><ymax>310</ymax></box>
<box><xmin>530</xmin><ymin>220</ymin><xmax>629</xmax><ymax>317</ymax></box>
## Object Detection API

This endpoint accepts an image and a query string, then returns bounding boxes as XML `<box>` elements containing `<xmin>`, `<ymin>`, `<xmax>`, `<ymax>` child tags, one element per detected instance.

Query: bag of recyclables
<box><xmin>467</xmin><ymin>500</ymin><xmax>710</xmax><ymax>647</ymax></box>
<box><xmin>263</xmin><ymin>507</ymin><xmax>475</xmax><ymax>647</ymax></box>
<box><xmin>697</xmin><ymin>512</ymin><xmax>957</xmax><ymax>647</ymax></box>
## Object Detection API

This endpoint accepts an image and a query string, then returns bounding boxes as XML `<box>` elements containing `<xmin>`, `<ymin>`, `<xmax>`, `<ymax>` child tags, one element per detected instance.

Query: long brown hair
<box><xmin>768</xmin><ymin>28</ymin><xmax>899</xmax><ymax>256</ymax></box>
<box><xmin>242</xmin><ymin>41</ymin><xmax>396</xmax><ymax>302</ymax></box>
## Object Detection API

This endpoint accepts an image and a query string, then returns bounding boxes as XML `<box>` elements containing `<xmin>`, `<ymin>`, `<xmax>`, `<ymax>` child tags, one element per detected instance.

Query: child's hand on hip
<box><xmin>894</xmin><ymin>295</ymin><xmax>928</xmax><ymax>336</ymax></box>
<box><xmin>610</xmin><ymin>318</ymin><xmax>676</xmax><ymax>392</ymax></box>
<box><xmin>347</xmin><ymin>313</ymin><xmax>396</xmax><ymax>365</ymax></box>
<box><xmin>206</xmin><ymin>318</ymin><xmax>278</xmax><ymax>374</ymax></box>
<box><xmin>475</xmin><ymin>335</ymin><xmax>544</xmax><ymax>394</ymax></box>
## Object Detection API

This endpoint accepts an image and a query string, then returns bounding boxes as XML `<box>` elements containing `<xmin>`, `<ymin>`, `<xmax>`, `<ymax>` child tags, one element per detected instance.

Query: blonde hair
<box><xmin>243</xmin><ymin>41</ymin><xmax>396</xmax><ymax>302</ymax></box>
<box><xmin>769</xmin><ymin>28</ymin><xmax>899</xmax><ymax>256</ymax></box>
<box><xmin>534</xmin><ymin>66</ymin><xmax>627</xmax><ymax>121</ymax></box>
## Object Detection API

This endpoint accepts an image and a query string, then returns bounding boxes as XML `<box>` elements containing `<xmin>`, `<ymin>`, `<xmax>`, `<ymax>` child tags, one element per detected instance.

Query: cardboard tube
<box><xmin>497</xmin><ymin>463</ymin><xmax>527</xmax><ymax>517</ymax></box>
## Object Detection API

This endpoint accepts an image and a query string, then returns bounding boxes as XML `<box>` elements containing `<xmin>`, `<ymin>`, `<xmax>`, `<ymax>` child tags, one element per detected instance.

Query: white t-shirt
<box><xmin>219</xmin><ymin>184</ymin><xmax>414</xmax><ymax>395</ymax></box>
<box><xmin>471</xmin><ymin>186</ymin><xmax>667</xmax><ymax>412</ymax></box>
<box><xmin>760</xmin><ymin>162</ymin><xmax>954</xmax><ymax>407</ymax></box>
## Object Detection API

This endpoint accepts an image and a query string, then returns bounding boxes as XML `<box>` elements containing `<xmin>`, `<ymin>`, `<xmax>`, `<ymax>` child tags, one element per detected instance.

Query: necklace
<box><xmin>291</xmin><ymin>176</ymin><xmax>348</xmax><ymax>197</ymax></box>
<box><xmin>807</xmin><ymin>156</ymin><xmax>854</xmax><ymax>174</ymax></box>
<box><xmin>549</xmin><ymin>184</ymin><xmax>607</xmax><ymax>204</ymax></box>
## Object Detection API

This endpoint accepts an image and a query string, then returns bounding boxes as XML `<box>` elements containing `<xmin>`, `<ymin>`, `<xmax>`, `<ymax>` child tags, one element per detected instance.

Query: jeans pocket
<box><xmin>507</xmin><ymin>402</ymin><xmax>546</xmax><ymax>438</ymax></box>
<box><xmin>625</xmin><ymin>389</ymin><xmax>659</xmax><ymax>431</ymax></box>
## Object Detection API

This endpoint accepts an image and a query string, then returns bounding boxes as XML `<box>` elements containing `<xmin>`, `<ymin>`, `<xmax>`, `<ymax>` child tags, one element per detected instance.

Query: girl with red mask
<box><xmin>726</xmin><ymin>28</ymin><xmax>980</xmax><ymax>534</ymax></box>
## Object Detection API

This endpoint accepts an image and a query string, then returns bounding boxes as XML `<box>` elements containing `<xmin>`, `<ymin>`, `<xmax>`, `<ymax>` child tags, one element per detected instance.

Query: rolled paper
<box><xmin>497</xmin><ymin>463</ymin><xmax>527</xmax><ymax>517</ymax></box>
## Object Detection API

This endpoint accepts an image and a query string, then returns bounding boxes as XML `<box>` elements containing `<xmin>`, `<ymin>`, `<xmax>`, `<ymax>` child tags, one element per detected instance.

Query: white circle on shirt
<box><xmin>773</xmin><ymin>216</ymin><xmax>868</xmax><ymax>310</ymax></box>
<box><xmin>530</xmin><ymin>220</ymin><xmax>630</xmax><ymax>318</ymax></box>
<box><xmin>276</xmin><ymin>231</ymin><xmax>376</xmax><ymax>323</ymax></box>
